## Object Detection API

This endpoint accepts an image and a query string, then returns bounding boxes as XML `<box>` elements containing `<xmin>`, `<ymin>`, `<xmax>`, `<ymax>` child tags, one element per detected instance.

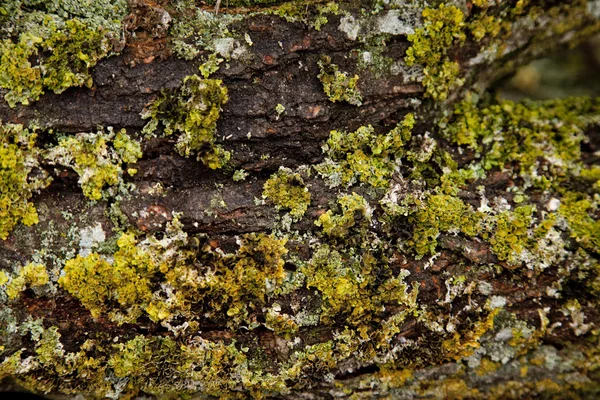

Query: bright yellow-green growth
<box><xmin>409</xmin><ymin>194</ymin><xmax>482</xmax><ymax>258</ymax></box>
<box><xmin>0</xmin><ymin>271</ymin><xmax>8</xmax><ymax>286</ymax></box>
<box><xmin>5</xmin><ymin>263</ymin><xmax>49</xmax><ymax>300</ymax></box>
<box><xmin>315</xmin><ymin>192</ymin><xmax>370</xmax><ymax>237</ymax></box>
<box><xmin>442</xmin><ymin>96</ymin><xmax>599</xmax><ymax>180</ymax></box>
<box><xmin>302</xmin><ymin>244</ymin><xmax>418</xmax><ymax>325</ymax></box>
<box><xmin>141</xmin><ymin>75</ymin><xmax>230</xmax><ymax>169</ymax></box>
<box><xmin>263</xmin><ymin>167</ymin><xmax>311</xmax><ymax>219</ymax></box>
<box><xmin>0</xmin><ymin>0</ymin><xmax>127</xmax><ymax>107</ymax></box>
<box><xmin>405</xmin><ymin>4</ymin><xmax>466</xmax><ymax>100</ymax></box>
<box><xmin>0</xmin><ymin>123</ymin><xmax>50</xmax><ymax>239</ymax></box>
<box><xmin>108</xmin><ymin>335</ymin><xmax>156</xmax><ymax>378</ymax></box>
<box><xmin>488</xmin><ymin>205</ymin><xmax>535</xmax><ymax>263</ymax></box>
<box><xmin>206</xmin><ymin>233</ymin><xmax>288</xmax><ymax>322</ymax></box>
<box><xmin>559</xmin><ymin>192</ymin><xmax>600</xmax><ymax>253</ymax></box>
<box><xmin>316</xmin><ymin>114</ymin><xmax>415</xmax><ymax>188</ymax></box>
<box><xmin>48</xmin><ymin>129</ymin><xmax>141</xmax><ymax>200</ymax></box>
<box><xmin>58</xmin><ymin>233</ymin><xmax>155</xmax><ymax>321</ymax></box>
<box><xmin>317</xmin><ymin>56</ymin><xmax>362</xmax><ymax>106</ymax></box>
<box><xmin>0</xmin><ymin>19</ymin><xmax>111</xmax><ymax>107</ymax></box>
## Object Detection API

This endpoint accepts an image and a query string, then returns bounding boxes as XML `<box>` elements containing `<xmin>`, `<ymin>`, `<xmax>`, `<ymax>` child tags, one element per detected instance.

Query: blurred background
<box><xmin>498</xmin><ymin>34</ymin><xmax>600</xmax><ymax>100</ymax></box>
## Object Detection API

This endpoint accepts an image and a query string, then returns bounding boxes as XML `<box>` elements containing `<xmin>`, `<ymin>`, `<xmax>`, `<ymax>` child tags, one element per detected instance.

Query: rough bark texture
<box><xmin>1</xmin><ymin>0</ymin><xmax>600</xmax><ymax>399</ymax></box>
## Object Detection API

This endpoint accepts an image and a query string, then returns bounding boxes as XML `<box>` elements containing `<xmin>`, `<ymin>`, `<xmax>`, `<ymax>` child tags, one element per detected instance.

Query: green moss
<box><xmin>263</xmin><ymin>167</ymin><xmax>311</xmax><ymax>219</ymax></box>
<box><xmin>405</xmin><ymin>4</ymin><xmax>466</xmax><ymax>100</ymax></box>
<box><xmin>316</xmin><ymin>114</ymin><xmax>415</xmax><ymax>188</ymax></box>
<box><xmin>317</xmin><ymin>56</ymin><xmax>363</xmax><ymax>106</ymax></box>
<box><xmin>5</xmin><ymin>263</ymin><xmax>49</xmax><ymax>300</ymax></box>
<box><xmin>0</xmin><ymin>123</ymin><xmax>50</xmax><ymax>239</ymax></box>
<box><xmin>47</xmin><ymin>128</ymin><xmax>141</xmax><ymax>200</ymax></box>
<box><xmin>0</xmin><ymin>0</ymin><xmax>127</xmax><ymax>107</ymax></box>
<box><xmin>141</xmin><ymin>75</ymin><xmax>230</xmax><ymax>169</ymax></box>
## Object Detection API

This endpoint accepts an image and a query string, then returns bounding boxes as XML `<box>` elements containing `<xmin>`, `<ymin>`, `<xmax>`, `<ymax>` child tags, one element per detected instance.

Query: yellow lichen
<box><xmin>5</xmin><ymin>263</ymin><xmax>49</xmax><ymax>300</ymax></box>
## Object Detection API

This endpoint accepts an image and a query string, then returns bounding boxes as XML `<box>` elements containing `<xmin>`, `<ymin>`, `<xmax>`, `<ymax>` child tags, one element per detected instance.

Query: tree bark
<box><xmin>1</xmin><ymin>1</ymin><xmax>600</xmax><ymax>399</ymax></box>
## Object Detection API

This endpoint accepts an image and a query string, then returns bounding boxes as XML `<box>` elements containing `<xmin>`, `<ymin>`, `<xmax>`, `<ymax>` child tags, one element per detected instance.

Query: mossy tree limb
<box><xmin>1</xmin><ymin>1</ymin><xmax>600</xmax><ymax>399</ymax></box>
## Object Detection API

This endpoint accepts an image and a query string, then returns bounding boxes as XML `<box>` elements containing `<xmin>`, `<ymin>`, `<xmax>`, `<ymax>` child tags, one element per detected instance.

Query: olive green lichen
<box><xmin>58</xmin><ymin>233</ymin><xmax>155</xmax><ymax>321</ymax></box>
<box><xmin>141</xmin><ymin>75</ymin><xmax>230</xmax><ymax>169</ymax></box>
<box><xmin>263</xmin><ymin>167</ymin><xmax>311</xmax><ymax>219</ymax></box>
<box><xmin>0</xmin><ymin>0</ymin><xmax>127</xmax><ymax>107</ymax></box>
<box><xmin>559</xmin><ymin>192</ymin><xmax>600</xmax><ymax>253</ymax></box>
<box><xmin>441</xmin><ymin>95</ymin><xmax>599</xmax><ymax>180</ymax></box>
<box><xmin>0</xmin><ymin>123</ymin><xmax>50</xmax><ymax>240</ymax></box>
<box><xmin>316</xmin><ymin>113</ymin><xmax>415</xmax><ymax>188</ymax></box>
<box><xmin>409</xmin><ymin>193</ymin><xmax>483</xmax><ymax>258</ymax></box>
<box><xmin>46</xmin><ymin>128</ymin><xmax>142</xmax><ymax>200</ymax></box>
<box><xmin>405</xmin><ymin>4</ymin><xmax>466</xmax><ymax>100</ymax></box>
<box><xmin>487</xmin><ymin>205</ymin><xmax>535</xmax><ymax>263</ymax></box>
<box><xmin>198</xmin><ymin>53</ymin><xmax>224</xmax><ymax>78</ymax></box>
<box><xmin>317</xmin><ymin>56</ymin><xmax>363</xmax><ymax>106</ymax></box>
<box><xmin>58</xmin><ymin>221</ymin><xmax>291</xmax><ymax>327</ymax></box>
<box><xmin>315</xmin><ymin>192</ymin><xmax>371</xmax><ymax>238</ymax></box>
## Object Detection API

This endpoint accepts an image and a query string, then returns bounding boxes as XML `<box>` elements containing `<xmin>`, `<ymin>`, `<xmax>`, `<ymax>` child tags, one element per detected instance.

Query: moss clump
<box><xmin>0</xmin><ymin>0</ymin><xmax>127</xmax><ymax>107</ymax></box>
<box><xmin>263</xmin><ymin>167</ymin><xmax>311</xmax><ymax>219</ymax></box>
<box><xmin>315</xmin><ymin>192</ymin><xmax>371</xmax><ymax>237</ymax></box>
<box><xmin>58</xmin><ymin>233</ymin><xmax>156</xmax><ymax>321</ymax></box>
<box><xmin>5</xmin><ymin>263</ymin><xmax>49</xmax><ymax>300</ymax></box>
<box><xmin>317</xmin><ymin>56</ymin><xmax>363</xmax><ymax>106</ymax></box>
<box><xmin>47</xmin><ymin>128</ymin><xmax>142</xmax><ymax>200</ymax></box>
<box><xmin>405</xmin><ymin>4</ymin><xmax>466</xmax><ymax>100</ymax></box>
<box><xmin>0</xmin><ymin>123</ymin><xmax>50</xmax><ymax>239</ymax></box>
<box><xmin>316</xmin><ymin>114</ymin><xmax>415</xmax><ymax>188</ymax></box>
<box><xmin>142</xmin><ymin>75</ymin><xmax>230</xmax><ymax>169</ymax></box>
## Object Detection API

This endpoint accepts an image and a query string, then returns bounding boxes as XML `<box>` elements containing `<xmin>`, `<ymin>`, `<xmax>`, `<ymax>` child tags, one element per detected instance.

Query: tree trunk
<box><xmin>1</xmin><ymin>0</ymin><xmax>600</xmax><ymax>398</ymax></box>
